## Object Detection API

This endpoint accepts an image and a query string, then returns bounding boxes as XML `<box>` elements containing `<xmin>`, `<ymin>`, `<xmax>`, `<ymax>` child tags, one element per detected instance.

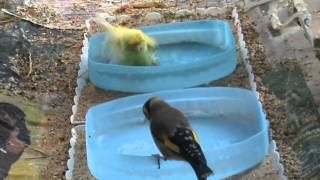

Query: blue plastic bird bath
<box><xmin>86</xmin><ymin>87</ymin><xmax>269</xmax><ymax>180</ymax></box>
<box><xmin>88</xmin><ymin>20</ymin><xmax>237</xmax><ymax>93</ymax></box>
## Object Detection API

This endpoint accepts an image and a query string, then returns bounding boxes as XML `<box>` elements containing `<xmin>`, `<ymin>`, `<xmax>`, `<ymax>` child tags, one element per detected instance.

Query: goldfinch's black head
<box><xmin>142</xmin><ymin>97</ymin><xmax>163</xmax><ymax>120</ymax></box>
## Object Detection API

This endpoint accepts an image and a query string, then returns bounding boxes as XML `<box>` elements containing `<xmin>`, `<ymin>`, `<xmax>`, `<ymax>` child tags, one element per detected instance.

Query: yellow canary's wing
<box><xmin>119</xmin><ymin>28</ymin><xmax>156</xmax><ymax>48</ymax></box>
<box><xmin>118</xmin><ymin>25</ymin><xmax>156</xmax><ymax>48</ymax></box>
<box><xmin>122</xmin><ymin>30</ymin><xmax>144</xmax><ymax>46</ymax></box>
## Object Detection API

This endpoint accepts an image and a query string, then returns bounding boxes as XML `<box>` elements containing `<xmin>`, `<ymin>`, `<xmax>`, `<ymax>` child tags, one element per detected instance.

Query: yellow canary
<box><xmin>92</xmin><ymin>17</ymin><xmax>158</xmax><ymax>66</ymax></box>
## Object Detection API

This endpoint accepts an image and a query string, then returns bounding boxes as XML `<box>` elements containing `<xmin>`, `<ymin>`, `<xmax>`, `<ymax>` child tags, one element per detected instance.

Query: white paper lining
<box><xmin>232</xmin><ymin>7</ymin><xmax>286</xmax><ymax>180</ymax></box>
<box><xmin>70</xmin><ymin>30</ymin><xmax>89</xmax><ymax>124</ymax></box>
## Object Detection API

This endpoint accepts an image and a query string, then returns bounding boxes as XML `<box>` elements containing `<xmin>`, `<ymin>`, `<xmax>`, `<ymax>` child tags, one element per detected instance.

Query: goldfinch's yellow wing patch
<box><xmin>162</xmin><ymin>134</ymin><xmax>180</xmax><ymax>153</ymax></box>
<box><xmin>192</xmin><ymin>131</ymin><xmax>200</xmax><ymax>144</ymax></box>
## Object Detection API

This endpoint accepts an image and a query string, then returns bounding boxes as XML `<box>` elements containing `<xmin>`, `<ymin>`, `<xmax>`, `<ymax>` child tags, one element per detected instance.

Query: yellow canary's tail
<box><xmin>143</xmin><ymin>35</ymin><xmax>157</xmax><ymax>49</ymax></box>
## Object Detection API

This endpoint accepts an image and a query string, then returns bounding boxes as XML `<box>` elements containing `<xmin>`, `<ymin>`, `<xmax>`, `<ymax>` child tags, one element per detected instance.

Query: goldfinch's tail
<box><xmin>191</xmin><ymin>162</ymin><xmax>214</xmax><ymax>180</ymax></box>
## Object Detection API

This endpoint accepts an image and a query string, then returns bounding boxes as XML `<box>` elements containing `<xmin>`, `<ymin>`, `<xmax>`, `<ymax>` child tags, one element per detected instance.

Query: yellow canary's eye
<box><xmin>137</xmin><ymin>45</ymin><xmax>144</xmax><ymax>52</ymax></box>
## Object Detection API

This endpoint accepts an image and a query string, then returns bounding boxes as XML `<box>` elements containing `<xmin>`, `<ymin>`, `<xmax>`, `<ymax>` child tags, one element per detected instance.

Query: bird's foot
<box><xmin>152</xmin><ymin>154</ymin><xmax>165</xmax><ymax>169</ymax></box>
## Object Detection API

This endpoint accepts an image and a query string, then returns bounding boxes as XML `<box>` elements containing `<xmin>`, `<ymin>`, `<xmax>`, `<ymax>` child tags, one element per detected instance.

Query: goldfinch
<box><xmin>143</xmin><ymin>97</ymin><xmax>213</xmax><ymax>180</ymax></box>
